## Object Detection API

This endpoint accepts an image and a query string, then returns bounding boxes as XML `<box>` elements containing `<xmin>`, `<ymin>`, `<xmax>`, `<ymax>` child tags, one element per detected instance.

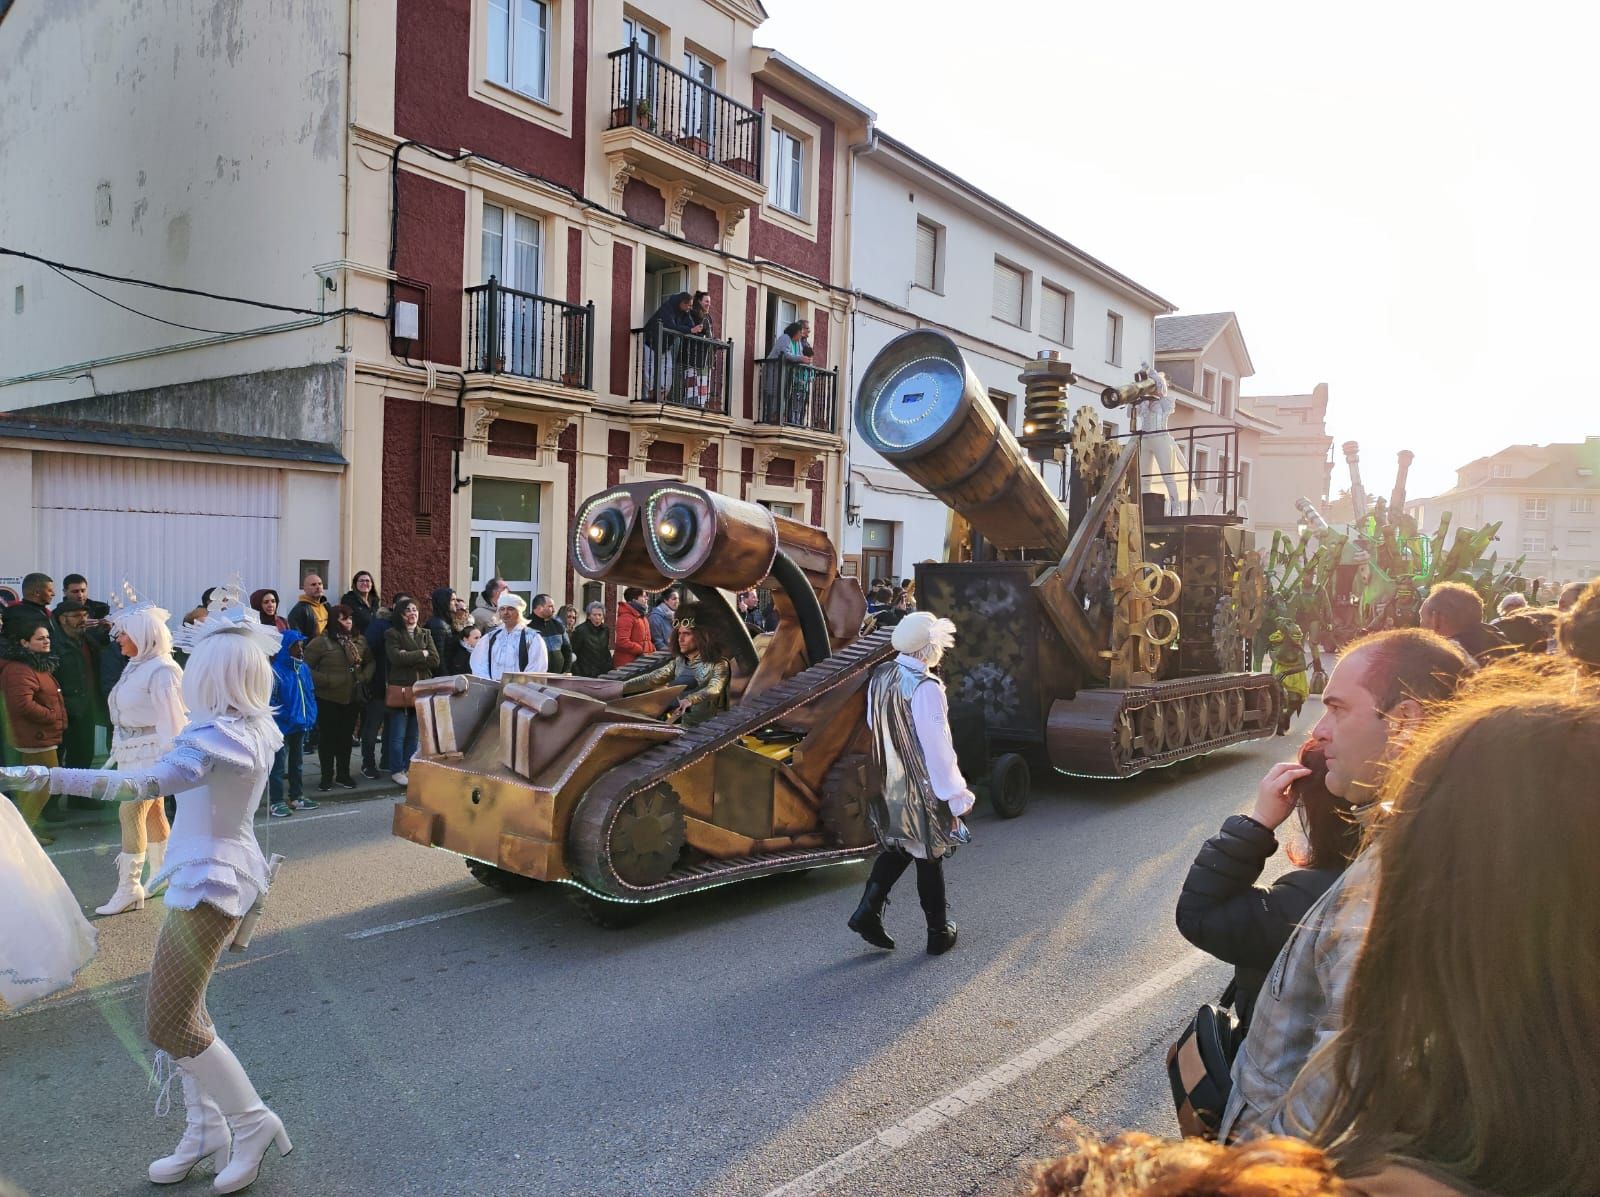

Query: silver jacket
<box><xmin>866</xmin><ymin>659</ymin><xmax>961</xmax><ymax>861</ymax></box>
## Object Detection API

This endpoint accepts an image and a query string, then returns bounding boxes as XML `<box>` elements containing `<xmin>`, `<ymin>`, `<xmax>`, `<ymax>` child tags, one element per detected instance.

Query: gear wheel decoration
<box><xmin>1070</xmin><ymin>405</ymin><xmax>1104</xmax><ymax>477</ymax></box>
<box><xmin>1233</xmin><ymin>551</ymin><xmax>1266</xmax><ymax>636</ymax></box>
<box><xmin>1212</xmin><ymin>594</ymin><xmax>1242</xmax><ymax>671</ymax></box>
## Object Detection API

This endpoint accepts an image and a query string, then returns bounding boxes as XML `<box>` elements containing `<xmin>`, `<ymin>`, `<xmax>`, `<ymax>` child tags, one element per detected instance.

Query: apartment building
<box><xmin>843</xmin><ymin>132</ymin><xmax>1173</xmax><ymax>581</ymax></box>
<box><xmin>0</xmin><ymin>0</ymin><xmax>870</xmax><ymax>611</ymax></box>
<box><xmin>1154</xmin><ymin>312</ymin><xmax>1333</xmax><ymax>543</ymax></box>
<box><xmin>1408</xmin><ymin>439</ymin><xmax>1600</xmax><ymax>586</ymax></box>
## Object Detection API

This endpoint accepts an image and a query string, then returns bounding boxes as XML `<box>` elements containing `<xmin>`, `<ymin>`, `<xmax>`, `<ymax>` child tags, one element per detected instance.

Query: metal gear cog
<box><xmin>1232</xmin><ymin>551</ymin><xmax>1266</xmax><ymax>636</ymax></box>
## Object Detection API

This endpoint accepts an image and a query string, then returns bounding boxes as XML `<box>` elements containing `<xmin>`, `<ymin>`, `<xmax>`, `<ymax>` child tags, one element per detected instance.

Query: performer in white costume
<box><xmin>1</xmin><ymin>580</ymin><xmax>292</xmax><ymax>1194</ymax></box>
<box><xmin>97</xmin><ymin>585</ymin><xmax>189</xmax><ymax>915</ymax></box>
<box><xmin>0</xmin><ymin>793</ymin><xmax>97</xmax><ymax>1008</ymax></box>
<box><xmin>1134</xmin><ymin>369</ymin><xmax>1194</xmax><ymax>514</ymax></box>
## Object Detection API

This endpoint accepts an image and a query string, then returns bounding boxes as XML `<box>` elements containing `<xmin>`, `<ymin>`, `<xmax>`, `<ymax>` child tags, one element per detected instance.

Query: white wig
<box><xmin>113</xmin><ymin>605</ymin><xmax>175</xmax><ymax>662</ymax></box>
<box><xmin>181</xmin><ymin>628</ymin><xmax>275</xmax><ymax>721</ymax></box>
<box><xmin>891</xmin><ymin>611</ymin><xmax>957</xmax><ymax>667</ymax></box>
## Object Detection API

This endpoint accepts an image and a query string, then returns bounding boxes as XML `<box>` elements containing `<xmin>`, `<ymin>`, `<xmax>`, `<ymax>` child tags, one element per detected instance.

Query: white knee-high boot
<box><xmin>179</xmin><ymin>1038</ymin><xmax>291</xmax><ymax>1194</ymax></box>
<box><xmin>96</xmin><ymin>852</ymin><xmax>146</xmax><ymax>916</ymax></box>
<box><xmin>149</xmin><ymin>1060</ymin><xmax>232</xmax><ymax>1184</ymax></box>
<box><xmin>145</xmin><ymin>839</ymin><xmax>169</xmax><ymax>897</ymax></box>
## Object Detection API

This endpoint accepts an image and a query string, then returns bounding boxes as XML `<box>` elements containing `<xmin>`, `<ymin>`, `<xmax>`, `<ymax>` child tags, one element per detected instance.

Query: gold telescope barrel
<box><xmin>855</xmin><ymin>330</ymin><xmax>1072</xmax><ymax>556</ymax></box>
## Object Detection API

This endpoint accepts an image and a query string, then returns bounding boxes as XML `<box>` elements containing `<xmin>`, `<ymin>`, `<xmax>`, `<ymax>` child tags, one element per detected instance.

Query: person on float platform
<box><xmin>0</xmin><ymin>579</ymin><xmax>294</xmax><ymax>1193</ymax></box>
<box><xmin>847</xmin><ymin>610</ymin><xmax>972</xmax><ymax>956</ymax></box>
<box><xmin>470</xmin><ymin>591</ymin><xmax>548</xmax><ymax>682</ymax></box>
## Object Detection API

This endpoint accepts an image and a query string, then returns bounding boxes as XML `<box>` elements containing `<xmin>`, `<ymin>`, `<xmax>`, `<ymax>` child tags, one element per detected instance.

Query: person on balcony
<box><xmin>683</xmin><ymin>291</ymin><xmax>715</xmax><ymax>409</ymax></box>
<box><xmin>641</xmin><ymin>292</ymin><xmax>698</xmax><ymax>404</ymax></box>
<box><xmin>765</xmin><ymin>319</ymin><xmax>814</xmax><ymax>426</ymax></box>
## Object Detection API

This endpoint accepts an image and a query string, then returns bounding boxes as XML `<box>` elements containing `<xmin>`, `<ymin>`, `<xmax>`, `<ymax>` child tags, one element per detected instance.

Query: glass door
<box><xmin>483</xmin><ymin>204</ymin><xmax>543</xmax><ymax>377</ymax></box>
<box><xmin>683</xmin><ymin>52</ymin><xmax>715</xmax><ymax>145</ymax></box>
<box><xmin>470</xmin><ymin>477</ymin><xmax>541</xmax><ymax>608</ymax></box>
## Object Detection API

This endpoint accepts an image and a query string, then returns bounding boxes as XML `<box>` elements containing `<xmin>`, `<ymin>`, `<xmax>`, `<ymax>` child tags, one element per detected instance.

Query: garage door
<box><xmin>34</xmin><ymin>454</ymin><xmax>280</xmax><ymax>623</ymax></box>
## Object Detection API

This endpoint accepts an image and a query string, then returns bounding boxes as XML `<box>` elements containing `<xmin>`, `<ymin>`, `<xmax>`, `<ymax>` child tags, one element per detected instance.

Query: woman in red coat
<box><xmin>612</xmin><ymin>587</ymin><xmax>656</xmax><ymax>667</ymax></box>
<box><xmin>1</xmin><ymin>621</ymin><xmax>68</xmax><ymax>842</ymax></box>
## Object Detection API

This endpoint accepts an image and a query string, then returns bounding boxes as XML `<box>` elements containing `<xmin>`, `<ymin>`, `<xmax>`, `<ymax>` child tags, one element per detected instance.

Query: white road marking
<box><xmin>763</xmin><ymin>950</ymin><xmax>1213</xmax><ymax>1197</ymax></box>
<box><xmin>345</xmin><ymin>898</ymin><xmax>512</xmax><ymax>940</ymax></box>
<box><xmin>47</xmin><ymin>802</ymin><xmax>381</xmax><ymax>857</ymax></box>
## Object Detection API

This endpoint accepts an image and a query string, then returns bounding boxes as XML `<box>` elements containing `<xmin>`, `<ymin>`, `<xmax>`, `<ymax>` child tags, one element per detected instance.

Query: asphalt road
<box><xmin>0</xmin><ymin>719</ymin><xmax>1307</xmax><ymax>1197</ymax></box>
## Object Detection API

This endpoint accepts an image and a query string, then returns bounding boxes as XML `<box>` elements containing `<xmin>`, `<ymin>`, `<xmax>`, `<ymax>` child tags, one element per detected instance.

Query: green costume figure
<box><xmin>1268</xmin><ymin>622</ymin><xmax>1310</xmax><ymax>735</ymax></box>
<box><xmin>623</xmin><ymin>617</ymin><xmax>730</xmax><ymax>728</ymax></box>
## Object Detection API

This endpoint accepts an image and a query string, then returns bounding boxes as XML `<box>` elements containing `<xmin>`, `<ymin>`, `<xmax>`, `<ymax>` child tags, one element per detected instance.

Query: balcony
<box><xmin>756</xmin><ymin>357</ymin><xmax>839</xmax><ymax>435</ymax></box>
<box><xmin>603</xmin><ymin>45</ymin><xmax>767</xmax><ymax>209</ymax></box>
<box><xmin>466</xmin><ymin>279</ymin><xmax>593</xmax><ymax>390</ymax></box>
<box><xmin>630</xmin><ymin>326</ymin><xmax>733</xmax><ymax>418</ymax></box>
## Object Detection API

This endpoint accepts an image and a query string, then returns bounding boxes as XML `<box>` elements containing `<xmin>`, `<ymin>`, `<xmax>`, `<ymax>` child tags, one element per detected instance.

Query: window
<box><xmin>1192</xmin><ymin>445</ymin><xmax>1213</xmax><ymax>496</ymax></box>
<box><xmin>765</xmin><ymin>292</ymin><xmax>801</xmax><ymax>353</ymax></box>
<box><xmin>913</xmin><ymin>218</ymin><xmax>940</xmax><ymax>292</ymax></box>
<box><xmin>1521</xmin><ymin>531</ymin><xmax>1546</xmax><ymax>554</ymax></box>
<box><xmin>988</xmin><ymin>390</ymin><xmax>1013</xmax><ymax>429</ymax></box>
<box><xmin>1105</xmin><ymin>311</ymin><xmax>1123</xmax><ymax>366</ymax></box>
<box><xmin>1219</xmin><ymin>375</ymin><xmax>1235</xmax><ymax>419</ymax></box>
<box><xmin>1572</xmin><ymin>497</ymin><xmax>1595</xmax><ymax>514</ymax></box>
<box><xmin>683</xmin><ymin>51</ymin><xmax>715</xmax><ymax>141</ymax></box>
<box><xmin>992</xmin><ymin>259</ymin><xmax>1025</xmax><ymax>326</ymax></box>
<box><xmin>482</xmin><ymin>203</ymin><xmax>543</xmax><ymax>374</ymax></box>
<box><xmin>1523</xmin><ymin>496</ymin><xmax>1548</xmax><ymax>521</ymax></box>
<box><xmin>1040</xmin><ymin>283</ymin><xmax>1073</xmax><ymax>346</ymax></box>
<box><xmin>487</xmin><ymin>0</ymin><xmax>550</xmax><ymax>102</ymax></box>
<box><xmin>1490</xmin><ymin>462</ymin><xmax>1513</xmax><ymax>479</ymax></box>
<box><xmin>1238</xmin><ymin>459</ymin><xmax>1253</xmax><ymax>500</ymax></box>
<box><xmin>768</xmin><ymin>127</ymin><xmax>804</xmax><ymax>216</ymax></box>
<box><xmin>1570</xmin><ymin>529</ymin><xmax>1592</xmax><ymax>548</ymax></box>
<box><xmin>1201</xmin><ymin>368</ymin><xmax>1218</xmax><ymax>403</ymax></box>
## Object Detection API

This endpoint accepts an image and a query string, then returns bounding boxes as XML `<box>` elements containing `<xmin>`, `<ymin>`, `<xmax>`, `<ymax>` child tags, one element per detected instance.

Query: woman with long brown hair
<box><xmin>1307</xmin><ymin>669</ymin><xmax>1600</xmax><ymax>1196</ymax></box>
<box><xmin>1176</xmin><ymin>741</ymin><xmax>1361</xmax><ymax>1029</ymax></box>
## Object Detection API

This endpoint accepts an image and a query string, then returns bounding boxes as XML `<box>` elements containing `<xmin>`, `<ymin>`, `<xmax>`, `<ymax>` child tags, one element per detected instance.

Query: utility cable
<box><xmin>46</xmin><ymin>265</ymin><xmax>248</xmax><ymax>335</ymax></box>
<box><xmin>0</xmin><ymin>245</ymin><xmax>388</xmax><ymax>322</ymax></box>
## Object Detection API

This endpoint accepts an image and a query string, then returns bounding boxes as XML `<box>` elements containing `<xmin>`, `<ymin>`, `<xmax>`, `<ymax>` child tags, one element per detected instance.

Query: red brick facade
<box><xmin>394</xmin><ymin>173</ymin><xmax>466</xmax><ymax>368</ymax></box>
<box><xmin>749</xmin><ymin>81</ymin><xmax>836</xmax><ymax>282</ymax></box>
<box><xmin>381</xmin><ymin>395</ymin><xmax>459</xmax><ymax>603</ymax></box>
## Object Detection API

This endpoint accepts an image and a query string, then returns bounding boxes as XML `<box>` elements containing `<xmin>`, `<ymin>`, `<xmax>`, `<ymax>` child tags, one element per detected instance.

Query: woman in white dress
<box><xmin>1</xmin><ymin>581</ymin><xmax>292</xmax><ymax>1194</ymax></box>
<box><xmin>0</xmin><ymin>793</ymin><xmax>96</xmax><ymax>1009</ymax></box>
<box><xmin>97</xmin><ymin>596</ymin><xmax>188</xmax><ymax>916</ymax></box>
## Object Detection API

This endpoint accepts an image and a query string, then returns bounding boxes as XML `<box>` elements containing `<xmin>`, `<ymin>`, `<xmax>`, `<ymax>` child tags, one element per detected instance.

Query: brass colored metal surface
<box><xmin>712</xmin><ymin>746</ymin><xmax>778</xmax><ymax>839</ymax></box>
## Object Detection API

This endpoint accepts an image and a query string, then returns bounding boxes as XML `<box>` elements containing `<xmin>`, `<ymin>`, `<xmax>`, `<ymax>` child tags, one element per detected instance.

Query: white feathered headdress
<box><xmin>175</xmin><ymin>574</ymin><xmax>282</xmax><ymax>656</ymax></box>
<box><xmin>107</xmin><ymin>578</ymin><xmax>160</xmax><ymax>631</ymax></box>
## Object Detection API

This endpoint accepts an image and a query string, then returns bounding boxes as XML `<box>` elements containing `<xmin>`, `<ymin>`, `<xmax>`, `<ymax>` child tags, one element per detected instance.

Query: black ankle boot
<box><xmin>848</xmin><ymin>882</ymin><xmax>895</xmax><ymax>950</ymax></box>
<box><xmin>926</xmin><ymin>920</ymin><xmax>958</xmax><ymax>955</ymax></box>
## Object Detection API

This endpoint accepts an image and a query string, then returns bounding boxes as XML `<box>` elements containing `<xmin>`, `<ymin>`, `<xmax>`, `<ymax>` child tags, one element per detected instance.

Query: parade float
<box><xmin>1258</xmin><ymin>441</ymin><xmax>1534</xmax><ymax>699</ymax></box>
<box><xmin>390</xmin><ymin>330</ymin><xmax>1284</xmax><ymax>921</ymax></box>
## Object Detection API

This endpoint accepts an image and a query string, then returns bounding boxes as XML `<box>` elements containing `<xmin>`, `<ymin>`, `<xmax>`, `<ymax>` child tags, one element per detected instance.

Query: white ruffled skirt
<box><xmin>0</xmin><ymin>797</ymin><xmax>97</xmax><ymax>1009</ymax></box>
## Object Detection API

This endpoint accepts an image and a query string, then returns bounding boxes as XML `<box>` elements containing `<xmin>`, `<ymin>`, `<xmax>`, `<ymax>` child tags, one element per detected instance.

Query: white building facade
<box><xmin>841</xmin><ymin>132</ymin><xmax>1173</xmax><ymax>582</ymax></box>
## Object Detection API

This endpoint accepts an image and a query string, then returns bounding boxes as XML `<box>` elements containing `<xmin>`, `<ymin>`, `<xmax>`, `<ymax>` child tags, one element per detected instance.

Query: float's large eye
<box><xmin>585</xmin><ymin>508</ymin><xmax>628</xmax><ymax>563</ymax></box>
<box><xmin>653</xmin><ymin>503</ymin><xmax>697</xmax><ymax>562</ymax></box>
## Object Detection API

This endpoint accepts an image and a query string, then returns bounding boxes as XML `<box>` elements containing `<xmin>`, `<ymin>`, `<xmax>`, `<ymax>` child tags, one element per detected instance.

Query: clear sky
<box><xmin>758</xmin><ymin>0</ymin><xmax>1599</xmax><ymax>501</ymax></box>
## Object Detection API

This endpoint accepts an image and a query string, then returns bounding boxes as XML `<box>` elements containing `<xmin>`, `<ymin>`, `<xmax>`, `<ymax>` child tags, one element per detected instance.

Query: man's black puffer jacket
<box><xmin>1175</xmin><ymin>814</ymin><xmax>1341</xmax><ymax>1029</ymax></box>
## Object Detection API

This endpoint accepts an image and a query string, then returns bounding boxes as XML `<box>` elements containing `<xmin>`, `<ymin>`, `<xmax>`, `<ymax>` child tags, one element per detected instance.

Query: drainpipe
<box><xmin>837</xmin><ymin>122</ymin><xmax>875</xmax><ymax>555</ymax></box>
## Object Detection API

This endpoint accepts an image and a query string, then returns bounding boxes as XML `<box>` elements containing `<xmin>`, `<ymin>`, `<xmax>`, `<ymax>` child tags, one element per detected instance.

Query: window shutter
<box><xmin>992</xmin><ymin>261</ymin><xmax>1023</xmax><ymax>325</ymax></box>
<box><xmin>1041</xmin><ymin>286</ymin><xmax>1068</xmax><ymax>343</ymax></box>
<box><xmin>914</xmin><ymin>221</ymin><xmax>937</xmax><ymax>290</ymax></box>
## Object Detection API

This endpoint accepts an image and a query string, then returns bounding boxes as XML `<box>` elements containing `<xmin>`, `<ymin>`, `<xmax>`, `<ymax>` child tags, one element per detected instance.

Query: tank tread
<box><xmin>596</xmin><ymin>649</ymin><xmax>677</xmax><ymax>682</ymax></box>
<box><xmin>568</xmin><ymin>630</ymin><xmax>897</xmax><ymax>900</ymax></box>
<box><xmin>1046</xmin><ymin>672</ymin><xmax>1282</xmax><ymax>780</ymax></box>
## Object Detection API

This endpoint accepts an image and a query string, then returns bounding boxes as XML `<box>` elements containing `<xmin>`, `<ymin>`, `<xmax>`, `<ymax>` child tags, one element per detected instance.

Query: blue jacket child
<box><xmin>271</xmin><ymin>630</ymin><xmax>318</xmax><ymax>735</ymax></box>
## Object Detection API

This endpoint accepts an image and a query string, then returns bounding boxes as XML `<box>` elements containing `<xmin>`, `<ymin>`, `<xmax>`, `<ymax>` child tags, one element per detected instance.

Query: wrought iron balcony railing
<box><xmin>756</xmin><ymin>356</ymin><xmax>838</xmax><ymax>433</ymax></box>
<box><xmin>607</xmin><ymin>45</ymin><xmax>764</xmax><ymax>183</ymax></box>
<box><xmin>466</xmin><ymin>279</ymin><xmax>593</xmax><ymax>389</ymax></box>
<box><xmin>631</xmin><ymin>326</ymin><xmax>733</xmax><ymax>415</ymax></box>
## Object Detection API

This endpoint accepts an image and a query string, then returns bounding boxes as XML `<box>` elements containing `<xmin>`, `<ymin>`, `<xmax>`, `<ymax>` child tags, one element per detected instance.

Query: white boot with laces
<box><xmin>145</xmin><ymin>838</ymin><xmax>169</xmax><ymax>898</ymax></box>
<box><xmin>95</xmin><ymin>852</ymin><xmax>146</xmax><ymax>916</ymax></box>
<box><xmin>179</xmin><ymin>1037</ymin><xmax>292</xmax><ymax>1194</ymax></box>
<box><xmin>148</xmin><ymin>1053</ymin><xmax>232</xmax><ymax>1184</ymax></box>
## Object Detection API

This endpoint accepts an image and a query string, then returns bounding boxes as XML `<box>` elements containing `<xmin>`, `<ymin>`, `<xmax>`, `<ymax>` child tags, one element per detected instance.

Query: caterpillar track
<box><xmin>568</xmin><ymin>630</ymin><xmax>897</xmax><ymax>901</ymax></box>
<box><xmin>1045</xmin><ymin>672</ymin><xmax>1283</xmax><ymax>780</ymax></box>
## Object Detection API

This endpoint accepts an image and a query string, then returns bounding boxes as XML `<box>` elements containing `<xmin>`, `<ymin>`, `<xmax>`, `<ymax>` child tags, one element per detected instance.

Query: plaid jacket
<box><xmin>1218</xmin><ymin>847</ymin><xmax>1377</xmax><ymax>1140</ymax></box>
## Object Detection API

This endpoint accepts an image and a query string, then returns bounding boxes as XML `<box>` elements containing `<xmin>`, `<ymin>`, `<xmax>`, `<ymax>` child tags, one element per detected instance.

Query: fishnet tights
<box><xmin>145</xmin><ymin>903</ymin><xmax>238</xmax><ymax>1058</ymax></box>
<box><xmin>118</xmin><ymin>798</ymin><xmax>170</xmax><ymax>854</ymax></box>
